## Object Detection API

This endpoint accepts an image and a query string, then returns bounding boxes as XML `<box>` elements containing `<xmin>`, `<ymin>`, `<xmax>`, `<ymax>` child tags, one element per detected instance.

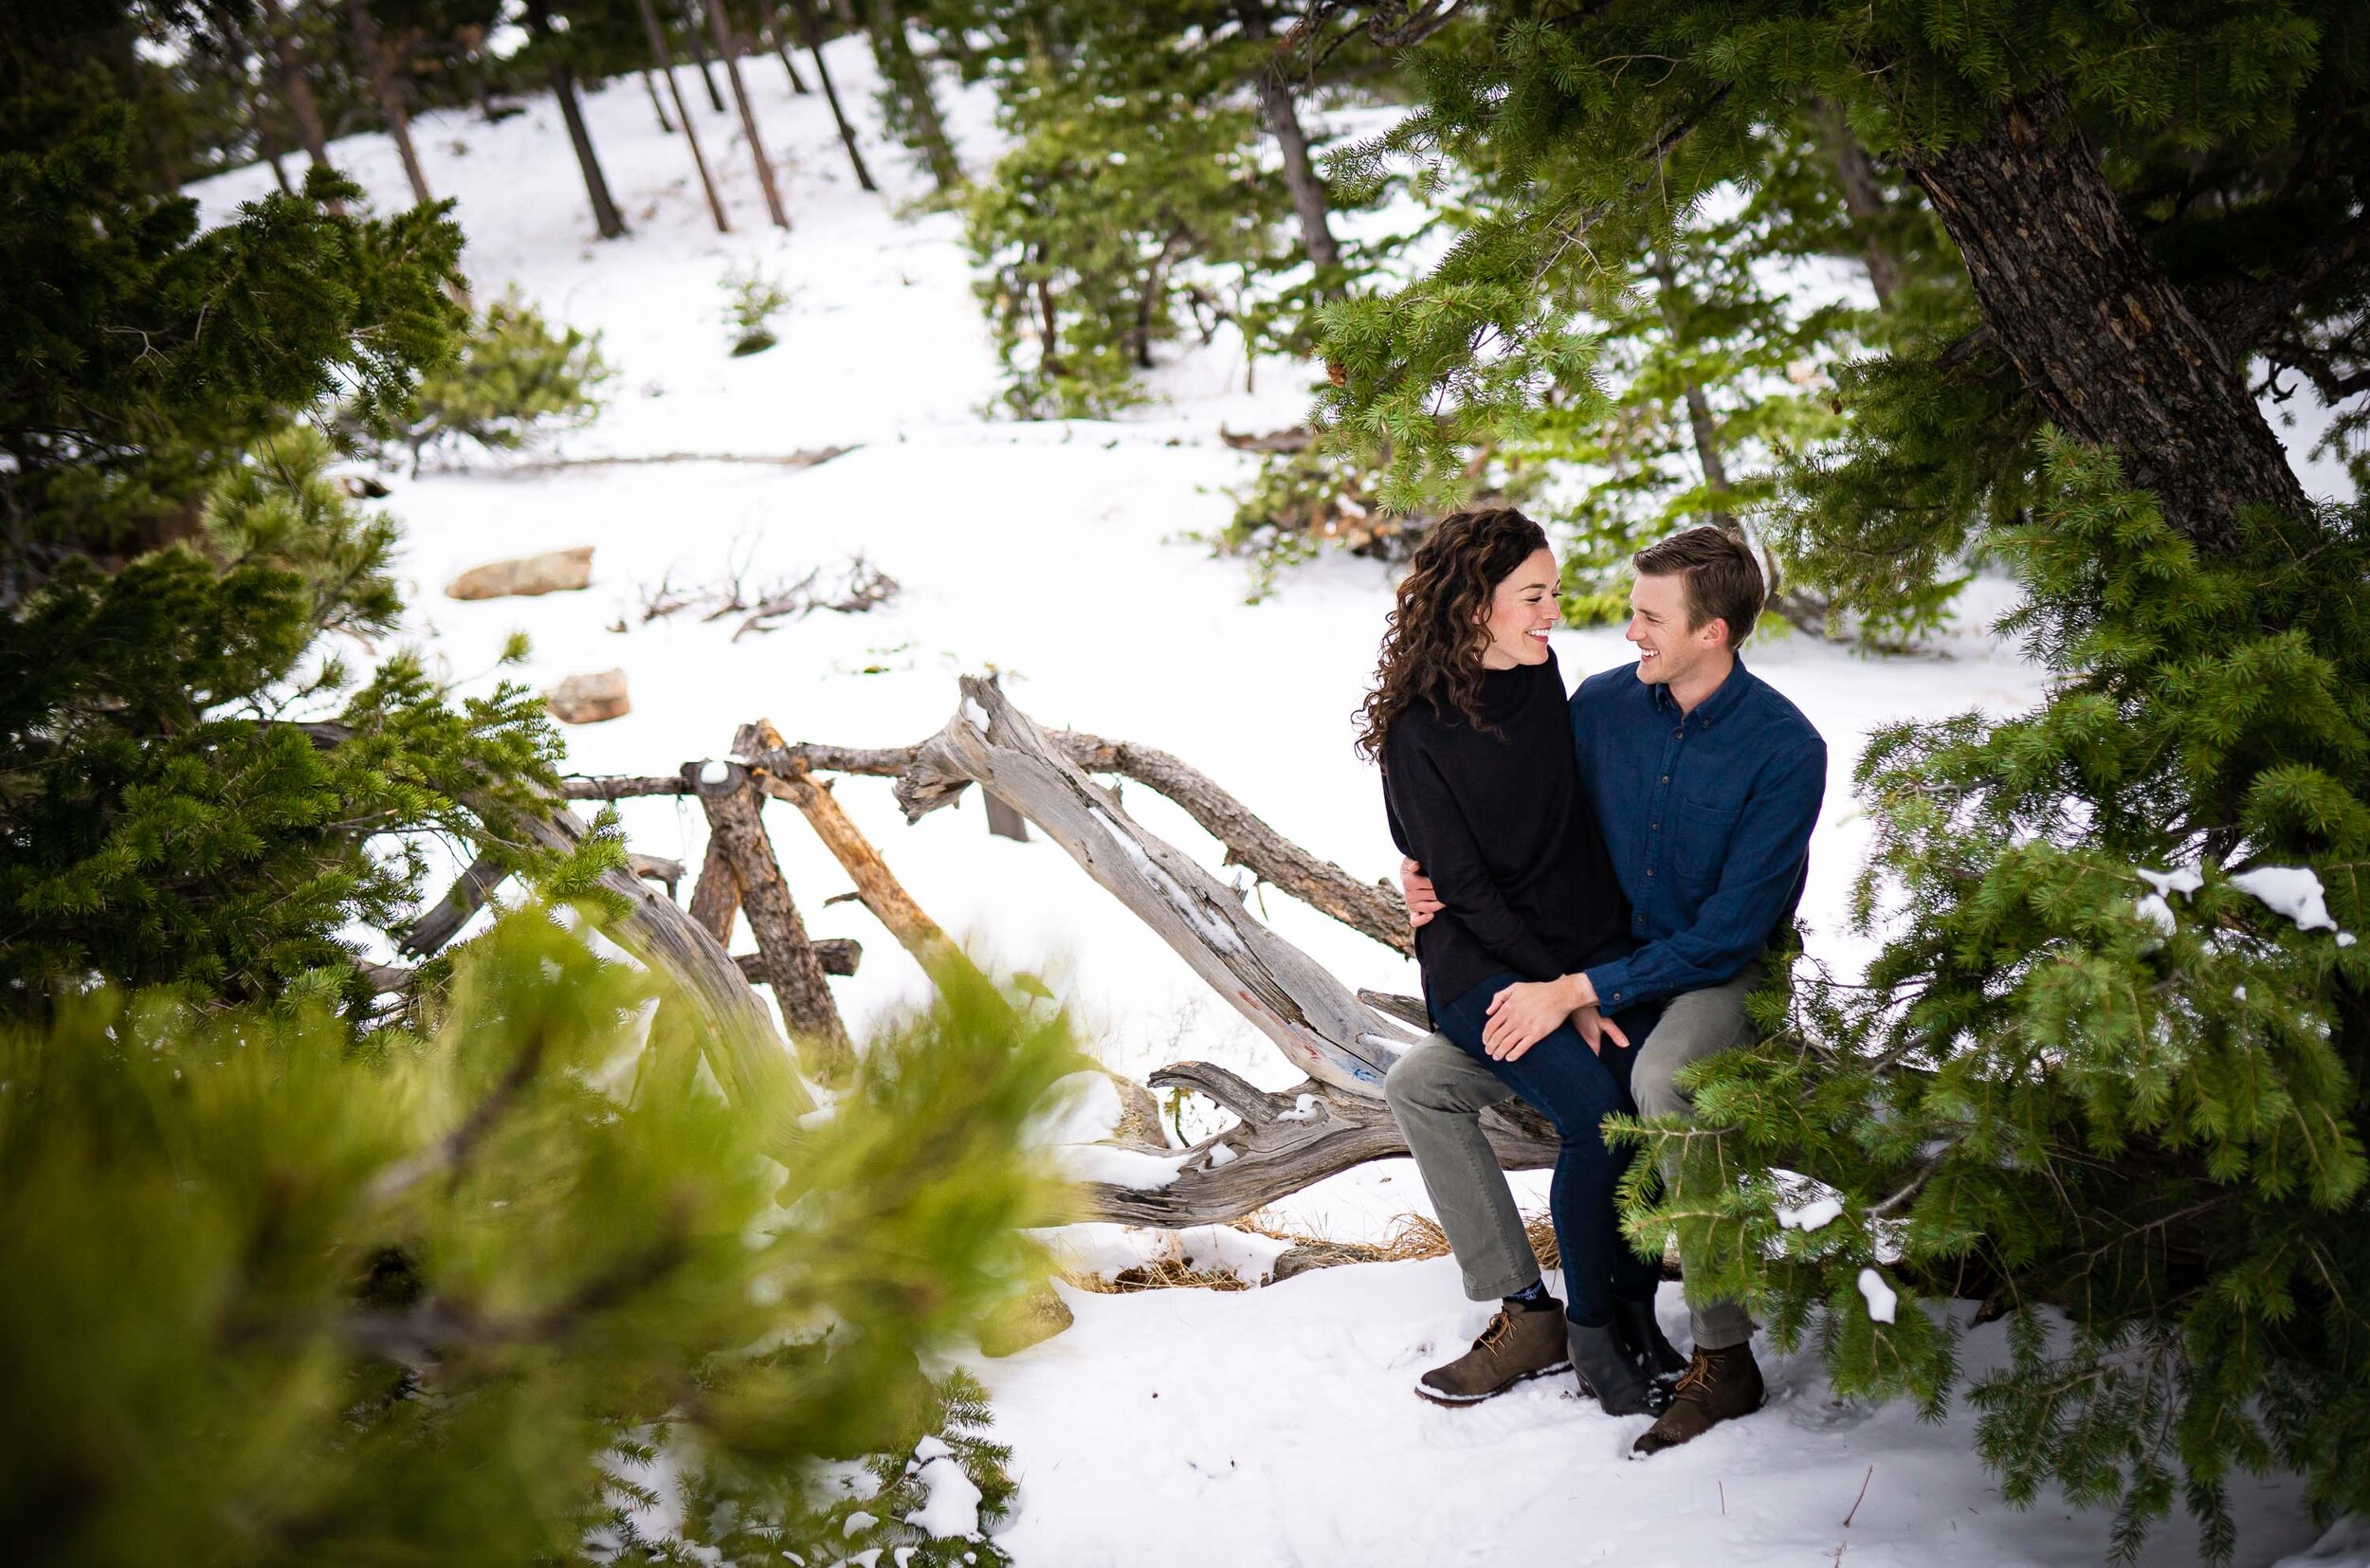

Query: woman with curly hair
<box><xmin>1363</xmin><ymin>506</ymin><xmax>1669</xmax><ymax>1417</ymax></box>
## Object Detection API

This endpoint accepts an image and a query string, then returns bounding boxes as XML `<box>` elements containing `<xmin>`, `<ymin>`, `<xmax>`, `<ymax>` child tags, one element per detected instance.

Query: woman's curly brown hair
<box><xmin>1356</xmin><ymin>507</ymin><xmax>1551</xmax><ymax>761</ymax></box>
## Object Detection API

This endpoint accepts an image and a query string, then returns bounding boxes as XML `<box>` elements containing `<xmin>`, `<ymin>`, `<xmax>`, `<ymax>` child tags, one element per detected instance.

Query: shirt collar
<box><xmin>1650</xmin><ymin>656</ymin><xmax>1754</xmax><ymax>728</ymax></box>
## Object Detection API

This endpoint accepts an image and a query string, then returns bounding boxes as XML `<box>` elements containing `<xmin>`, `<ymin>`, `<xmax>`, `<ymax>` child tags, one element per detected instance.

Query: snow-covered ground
<box><xmin>187</xmin><ymin>42</ymin><xmax>2357</xmax><ymax>1567</ymax></box>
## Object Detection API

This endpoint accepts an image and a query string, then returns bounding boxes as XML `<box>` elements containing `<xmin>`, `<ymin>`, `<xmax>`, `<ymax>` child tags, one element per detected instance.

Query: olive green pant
<box><xmin>1381</xmin><ymin>964</ymin><xmax>1763</xmax><ymax>1352</ymax></box>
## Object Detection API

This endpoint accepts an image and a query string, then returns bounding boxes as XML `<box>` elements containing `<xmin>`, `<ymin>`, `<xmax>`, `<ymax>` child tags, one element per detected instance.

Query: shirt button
<box><xmin>1646</xmin><ymin>868</ymin><xmax>1654</xmax><ymax>877</ymax></box>
<box><xmin>1673</xmin><ymin>728</ymin><xmax>1684</xmax><ymax>738</ymax></box>
<box><xmin>1661</xmin><ymin>775</ymin><xmax>1668</xmax><ymax>784</ymax></box>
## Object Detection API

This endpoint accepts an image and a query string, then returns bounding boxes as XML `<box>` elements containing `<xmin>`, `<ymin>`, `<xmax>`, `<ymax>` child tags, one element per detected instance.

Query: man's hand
<box><xmin>1481</xmin><ymin>975</ymin><xmax>1585</xmax><ymax>1061</ymax></box>
<box><xmin>1571</xmin><ymin>1004</ymin><xmax>1630</xmax><ymax>1057</ymax></box>
<box><xmin>1400</xmin><ymin>857</ymin><xmax>1443</xmax><ymax>929</ymax></box>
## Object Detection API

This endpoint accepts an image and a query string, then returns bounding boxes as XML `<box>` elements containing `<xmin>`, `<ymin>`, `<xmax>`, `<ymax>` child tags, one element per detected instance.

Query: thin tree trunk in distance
<box><xmin>1810</xmin><ymin>99</ymin><xmax>1899</xmax><ymax>308</ymax></box>
<box><xmin>1897</xmin><ymin>81</ymin><xmax>2309</xmax><ymax>549</ymax></box>
<box><xmin>1234</xmin><ymin>0</ymin><xmax>1340</xmax><ymax>276</ymax></box>
<box><xmin>703</xmin><ymin>0</ymin><xmax>791</xmax><ymax>228</ymax></box>
<box><xmin>678</xmin><ymin>0</ymin><xmax>731</xmax><ymax>111</ymax></box>
<box><xmin>347</xmin><ymin>0</ymin><xmax>431</xmax><ymax>207</ymax></box>
<box><xmin>525</xmin><ymin>0</ymin><xmax>628</xmax><ymax>239</ymax></box>
<box><xmin>636</xmin><ymin>0</ymin><xmax>731</xmax><ymax>231</ymax></box>
<box><xmin>865</xmin><ymin>0</ymin><xmax>961</xmax><ymax>191</ymax></box>
<box><xmin>641</xmin><ymin>65</ymin><xmax>675</xmax><ymax>131</ymax></box>
<box><xmin>759</xmin><ymin>18</ymin><xmax>810</xmax><ymax>92</ymax></box>
<box><xmin>791</xmin><ymin>0</ymin><xmax>875</xmax><ymax>191</ymax></box>
<box><xmin>242</xmin><ymin>67</ymin><xmax>296</xmax><ymax>192</ymax></box>
<box><xmin>255</xmin><ymin>0</ymin><xmax>343</xmax><ymax>210</ymax></box>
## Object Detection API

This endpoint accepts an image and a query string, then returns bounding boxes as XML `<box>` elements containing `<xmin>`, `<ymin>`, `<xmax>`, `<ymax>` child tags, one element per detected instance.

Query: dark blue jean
<box><xmin>1428</xmin><ymin>970</ymin><xmax>1665</xmax><ymax>1326</ymax></box>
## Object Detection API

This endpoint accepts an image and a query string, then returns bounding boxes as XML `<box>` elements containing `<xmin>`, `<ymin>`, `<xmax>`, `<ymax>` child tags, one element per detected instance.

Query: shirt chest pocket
<box><xmin>1672</xmin><ymin>797</ymin><xmax>1741</xmax><ymax>893</ymax></box>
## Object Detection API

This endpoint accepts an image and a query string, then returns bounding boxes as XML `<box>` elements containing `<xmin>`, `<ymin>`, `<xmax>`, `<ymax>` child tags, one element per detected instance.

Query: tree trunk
<box><xmin>347</xmin><ymin>0</ymin><xmax>431</xmax><ymax>207</ymax></box>
<box><xmin>255</xmin><ymin>0</ymin><xmax>342</xmax><ymax>210</ymax></box>
<box><xmin>640</xmin><ymin>65</ymin><xmax>675</xmax><ymax>132</ymax></box>
<box><xmin>689</xmin><ymin>764</ymin><xmax>852</xmax><ymax>1084</ymax></box>
<box><xmin>525</xmin><ymin>0</ymin><xmax>628</xmax><ymax>240</ymax></box>
<box><xmin>1651</xmin><ymin>252</ymin><xmax>1738</xmax><ymax>531</ymax></box>
<box><xmin>1895</xmin><ymin>82</ymin><xmax>2309</xmax><ymax>549</ymax></box>
<box><xmin>241</xmin><ymin>68</ymin><xmax>296</xmax><ymax>193</ymax></box>
<box><xmin>1810</xmin><ymin>99</ymin><xmax>1899</xmax><ymax>309</ymax></box>
<box><xmin>678</xmin><ymin>0</ymin><xmax>731</xmax><ymax>112</ymax></box>
<box><xmin>864</xmin><ymin>0</ymin><xmax>961</xmax><ymax>191</ymax></box>
<box><xmin>759</xmin><ymin>18</ymin><xmax>810</xmax><ymax>93</ymax></box>
<box><xmin>703</xmin><ymin>0</ymin><xmax>792</xmax><ymax>229</ymax></box>
<box><xmin>635</xmin><ymin>0</ymin><xmax>731</xmax><ymax>231</ymax></box>
<box><xmin>1070</xmin><ymin>1062</ymin><xmax>1555</xmax><ymax>1229</ymax></box>
<box><xmin>738</xmin><ymin>721</ymin><xmax>965</xmax><ymax>977</ymax></box>
<box><xmin>791</xmin><ymin>0</ymin><xmax>876</xmax><ymax>191</ymax></box>
<box><xmin>894</xmin><ymin>678</ymin><xmax>1418</xmax><ymax>1095</ymax></box>
<box><xmin>1234</xmin><ymin>0</ymin><xmax>1341</xmax><ymax>276</ymax></box>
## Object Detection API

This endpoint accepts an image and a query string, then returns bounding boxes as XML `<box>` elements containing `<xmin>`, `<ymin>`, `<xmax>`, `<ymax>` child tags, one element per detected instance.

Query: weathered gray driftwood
<box><xmin>1079</xmin><ymin>1063</ymin><xmax>1558</xmax><ymax>1229</ymax></box>
<box><xmin>400</xmin><ymin>852</ymin><xmax>508</xmax><ymax>957</ymax></box>
<box><xmin>737</xmin><ymin>729</ymin><xmax>1413</xmax><ymax>956</ymax></box>
<box><xmin>738</xmin><ymin>939</ymin><xmax>861</xmax><ymax>980</ymax></box>
<box><xmin>895</xmin><ymin>678</ymin><xmax>1418</xmax><ymax>1096</ymax></box>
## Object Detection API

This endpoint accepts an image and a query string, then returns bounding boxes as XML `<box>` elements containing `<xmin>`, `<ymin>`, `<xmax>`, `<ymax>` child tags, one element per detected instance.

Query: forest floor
<box><xmin>188</xmin><ymin>36</ymin><xmax>2360</xmax><ymax>1567</ymax></box>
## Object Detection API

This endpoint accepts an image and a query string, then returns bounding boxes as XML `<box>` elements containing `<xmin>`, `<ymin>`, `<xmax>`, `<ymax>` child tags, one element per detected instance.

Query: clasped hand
<box><xmin>1398</xmin><ymin>858</ymin><xmax>1627</xmax><ymax>1061</ymax></box>
<box><xmin>1482</xmin><ymin>980</ymin><xmax>1630</xmax><ymax>1061</ymax></box>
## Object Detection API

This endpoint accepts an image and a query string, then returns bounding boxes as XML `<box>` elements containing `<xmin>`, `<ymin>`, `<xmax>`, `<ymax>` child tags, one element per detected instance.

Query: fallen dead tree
<box><xmin>491</xmin><ymin>678</ymin><xmax>1570</xmax><ymax>1229</ymax></box>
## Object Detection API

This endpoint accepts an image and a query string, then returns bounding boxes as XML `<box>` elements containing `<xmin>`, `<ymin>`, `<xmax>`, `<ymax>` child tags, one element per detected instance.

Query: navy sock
<box><xmin>1504</xmin><ymin>1281</ymin><xmax>1552</xmax><ymax>1309</ymax></box>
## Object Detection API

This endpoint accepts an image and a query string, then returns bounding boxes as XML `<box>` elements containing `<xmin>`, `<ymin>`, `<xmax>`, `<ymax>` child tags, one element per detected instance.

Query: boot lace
<box><xmin>1473</xmin><ymin>1311</ymin><xmax>1517</xmax><ymax>1355</ymax></box>
<box><xmin>1668</xmin><ymin>1350</ymin><xmax>1716</xmax><ymax>1403</ymax></box>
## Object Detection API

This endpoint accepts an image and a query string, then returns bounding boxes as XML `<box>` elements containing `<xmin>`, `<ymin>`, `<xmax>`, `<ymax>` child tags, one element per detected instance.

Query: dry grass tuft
<box><xmin>1059</xmin><ymin>1256</ymin><xmax>1250</xmax><ymax>1294</ymax></box>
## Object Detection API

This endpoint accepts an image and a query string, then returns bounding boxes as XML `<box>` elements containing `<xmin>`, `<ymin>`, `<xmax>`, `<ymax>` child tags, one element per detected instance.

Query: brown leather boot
<box><xmin>1631</xmin><ymin>1342</ymin><xmax>1764</xmax><ymax>1454</ymax></box>
<box><xmin>1415</xmin><ymin>1299</ymin><xmax>1571</xmax><ymax>1406</ymax></box>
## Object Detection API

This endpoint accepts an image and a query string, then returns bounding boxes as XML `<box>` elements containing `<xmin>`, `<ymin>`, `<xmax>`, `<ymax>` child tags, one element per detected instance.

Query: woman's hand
<box><xmin>1482</xmin><ymin>976</ymin><xmax>1584</xmax><ymax>1061</ymax></box>
<box><xmin>1400</xmin><ymin>857</ymin><xmax>1443</xmax><ymax>929</ymax></box>
<box><xmin>1571</xmin><ymin>1004</ymin><xmax>1631</xmax><ymax>1057</ymax></box>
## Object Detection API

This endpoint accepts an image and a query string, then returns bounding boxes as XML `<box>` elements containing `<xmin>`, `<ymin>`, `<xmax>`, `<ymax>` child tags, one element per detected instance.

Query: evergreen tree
<box><xmin>954</xmin><ymin>1</ymin><xmax>1392</xmax><ymax>417</ymax></box>
<box><xmin>395</xmin><ymin>290</ymin><xmax>615</xmax><ymax>469</ymax></box>
<box><xmin>1316</xmin><ymin>3</ymin><xmax>2369</xmax><ymax>1553</ymax></box>
<box><xmin>1</xmin><ymin>5</ymin><xmax>553</xmax><ymax>1030</ymax></box>
<box><xmin>0</xmin><ymin>905</ymin><xmax>1082</xmax><ymax>1565</ymax></box>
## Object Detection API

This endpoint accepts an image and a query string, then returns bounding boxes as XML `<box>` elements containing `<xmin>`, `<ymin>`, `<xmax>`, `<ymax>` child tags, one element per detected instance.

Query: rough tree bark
<box><xmin>737</xmin><ymin>721</ymin><xmax>964</xmax><ymax>975</ymax></box>
<box><xmin>524</xmin><ymin>0</ymin><xmax>628</xmax><ymax>239</ymax></box>
<box><xmin>635</xmin><ymin>0</ymin><xmax>731</xmax><ymax>231</ymax></box>
<box><xmin>688</xmin><ymin>762</ymin><xmax>851</xmax><ymax>1081</ymax></box>
<box><xmin>1234</xmin><ymin>0</ymin><xmax>1342</xmax><ymax>276</ymax></box>
<box><xmin>346</xmin><ymin>0</ymin><xmax>431</xmax><ymax>207</ymax></box>
<box><xmin>703</xmin><ymin>0</ymin><xmax>792</xmax><ymax>229</ymax></box>
<box><xmin>1895</xmin><ymin>81</ymin><xmax>2310</xmax><ymax>548</ymax></box>
<box><xmin>791</xmin><ymin>0</ymin><xmax>877</xmax><ymax>191</ymax></box>
<box><xmin>255</xmin><ymin>0</ymin><xmax>342</xmax><ymax>210</ymax></box>
<box><xmin>895</xmin><ymin>678</ymin><xmax>1418</xmax><ymax>1094</ymax></box>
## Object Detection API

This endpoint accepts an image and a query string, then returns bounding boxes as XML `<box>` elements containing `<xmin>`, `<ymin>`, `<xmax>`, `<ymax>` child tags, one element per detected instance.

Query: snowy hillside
<box><xmin>186</xmin><ymin>42</ymin><xmax>2354</xmax><ymax>1568</ymax></box>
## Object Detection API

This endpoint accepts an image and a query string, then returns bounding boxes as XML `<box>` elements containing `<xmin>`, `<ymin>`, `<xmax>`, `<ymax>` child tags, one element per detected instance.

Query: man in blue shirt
<box><xmin>1385</xmin><ymin>525</ymin><xmax>1826</xmax><ymax>1455</ymax></box>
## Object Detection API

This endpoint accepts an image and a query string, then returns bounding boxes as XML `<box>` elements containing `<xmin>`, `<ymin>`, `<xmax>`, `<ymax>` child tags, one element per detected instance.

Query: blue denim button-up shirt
<box><xmin>1569</xmin><ymin>658</ymin><xmax>1826</xmax><ymax>1011</ymax></box>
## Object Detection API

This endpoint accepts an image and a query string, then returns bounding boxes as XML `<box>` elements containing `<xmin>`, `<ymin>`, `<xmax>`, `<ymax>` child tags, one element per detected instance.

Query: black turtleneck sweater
<box><xmin>1380</xmin><ymin>650</ymin><xmax>1624</xmax><ymax>1007</ymax></box>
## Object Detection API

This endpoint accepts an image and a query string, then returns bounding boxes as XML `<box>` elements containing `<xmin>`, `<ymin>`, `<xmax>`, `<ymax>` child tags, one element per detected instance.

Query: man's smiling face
<box><xmin>1625</xmin><ymin>570</ymin><xmax>1721</xmax><ymax>688</ymax></box>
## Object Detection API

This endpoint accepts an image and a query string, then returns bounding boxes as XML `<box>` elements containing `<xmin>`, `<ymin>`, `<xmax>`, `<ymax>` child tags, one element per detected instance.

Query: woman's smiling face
<box><xmin>1478</xmin><ymin>547</ymin><xmax>1560</xmax><ymax>669</ymax></box>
